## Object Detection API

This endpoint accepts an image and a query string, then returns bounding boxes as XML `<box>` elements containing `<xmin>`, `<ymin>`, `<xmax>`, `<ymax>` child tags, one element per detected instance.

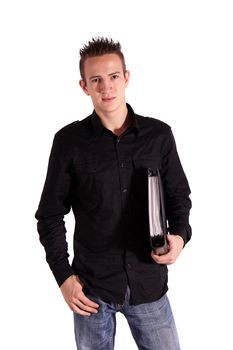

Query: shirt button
<box><xmin>120</xmin><ymin>163</ymin><xmax>124</xmax><ymax>168</ymax></box>
<box><xmin>127</xmin><ymin>263</ymin><xmax>132</xmax><ymax>269</ymax></box>
<box><xmin>122</xmin><ymin>189</ymin><xmax>127</xmax><ymax>193</ymax></box>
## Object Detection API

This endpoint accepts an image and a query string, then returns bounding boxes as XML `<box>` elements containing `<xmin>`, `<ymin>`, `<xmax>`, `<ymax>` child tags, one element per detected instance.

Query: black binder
<box><xmin>148</xmin><ymin>168</ymin><xmax>169</xmax><ymax>255</ymax></box>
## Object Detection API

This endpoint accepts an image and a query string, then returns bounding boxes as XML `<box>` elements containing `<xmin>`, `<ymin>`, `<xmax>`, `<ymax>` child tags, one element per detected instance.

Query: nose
<box><xmin>99</xmin><ymin>78</ymin><xmax>112</xmax><ymax>94</ymax></box>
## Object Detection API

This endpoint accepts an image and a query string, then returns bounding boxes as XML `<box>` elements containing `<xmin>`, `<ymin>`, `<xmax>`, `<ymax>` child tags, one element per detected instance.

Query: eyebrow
<box><xmin>89</xmin><ymin>71</ymin><xmax>121</xmax><ymax>80</ymax></box>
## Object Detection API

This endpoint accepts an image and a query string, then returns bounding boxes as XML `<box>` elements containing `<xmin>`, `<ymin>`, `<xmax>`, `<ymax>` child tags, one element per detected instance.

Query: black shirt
<box><xmin>35</xmin><ymin>103</ymin><xmax>192</xmax><ymax>305</ymax></box>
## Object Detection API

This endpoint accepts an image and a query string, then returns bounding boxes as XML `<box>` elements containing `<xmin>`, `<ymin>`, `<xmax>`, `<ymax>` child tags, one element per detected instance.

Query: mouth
<box><xmin>102</xmin><ymin>97</ymin><xmax>116</xmax><ymax>102</ymax></box>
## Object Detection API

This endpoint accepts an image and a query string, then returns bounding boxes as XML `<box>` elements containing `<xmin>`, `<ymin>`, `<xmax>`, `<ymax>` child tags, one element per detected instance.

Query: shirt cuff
<box><xmin>168</xmin><ymin>225</ymin><xmax>191</xmax><ymax>247</ymax></box>
<box><xmin>52</xmin><ymin>259</ymin><xmax>75</xmax><ymax>287</ymax></box>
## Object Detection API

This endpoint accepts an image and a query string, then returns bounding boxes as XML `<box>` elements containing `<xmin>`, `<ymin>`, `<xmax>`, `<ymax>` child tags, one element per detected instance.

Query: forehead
<box><xmin>84</xmin><ymin>53</ymin><xmax>124</xmax><ymax>77</ymax></box>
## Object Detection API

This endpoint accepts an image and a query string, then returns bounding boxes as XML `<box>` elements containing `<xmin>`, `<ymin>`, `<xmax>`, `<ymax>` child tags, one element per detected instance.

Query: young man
<box><xmin>35</xmin><ymin>37</ymin><xmax>192</xmax><ymax>350</ymax></box>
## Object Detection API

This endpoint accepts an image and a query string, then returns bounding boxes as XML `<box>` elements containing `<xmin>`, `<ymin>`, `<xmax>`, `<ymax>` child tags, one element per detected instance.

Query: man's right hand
<box><xmin>60</xmin><ymin>275</ymin><xmax>99</xmax><ymax>316</ymax></box>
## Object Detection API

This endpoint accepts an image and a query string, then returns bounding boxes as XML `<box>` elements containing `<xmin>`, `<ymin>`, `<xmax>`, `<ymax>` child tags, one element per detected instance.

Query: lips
<box><xmin>102</xmin><ymin>97</ymin><xmax>116</xmax><ymax>102</ymax></box>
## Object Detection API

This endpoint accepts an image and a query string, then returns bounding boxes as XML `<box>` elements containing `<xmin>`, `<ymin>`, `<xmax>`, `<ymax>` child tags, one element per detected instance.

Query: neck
<box><xmin>96</xmin><ymin>104</ymin><xmax>131</xmax><ymax>136</ymax></box>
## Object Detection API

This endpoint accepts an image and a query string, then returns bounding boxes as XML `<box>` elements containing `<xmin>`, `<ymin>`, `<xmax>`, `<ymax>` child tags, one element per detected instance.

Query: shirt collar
<box><xmin>91</xmin><ymin>103</ymin><xmax>140</xmax><ymax>137</ymax></box>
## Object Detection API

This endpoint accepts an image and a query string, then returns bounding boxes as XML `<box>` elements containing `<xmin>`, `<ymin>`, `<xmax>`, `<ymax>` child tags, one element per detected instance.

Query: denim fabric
<box><xmin>73</xmin><ymin>287</ymin><xmax>180</xmax><ymax>350</ymax></box>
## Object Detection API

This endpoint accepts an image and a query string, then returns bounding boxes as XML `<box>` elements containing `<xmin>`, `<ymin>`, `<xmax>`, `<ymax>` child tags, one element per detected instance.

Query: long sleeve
<box><xmin>161</xmin><ymin>129</ymin><xmax>192</xmax><ymax>245</ymax></box>
<box><xmin>35</xmin><ymin>132</ymin><xmax>74</xmax><ymax>286</ymax></box>
<box><xmin>34</xmin><ymin>105</ymin><xmax>192</xmax><ymax>304</ymax></box>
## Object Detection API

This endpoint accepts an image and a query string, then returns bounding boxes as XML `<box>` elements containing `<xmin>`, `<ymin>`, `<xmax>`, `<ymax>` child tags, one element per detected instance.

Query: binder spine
<box><xmin>148</xmin><ymin>168</ymin><xmax>169</xmax><ymax>256</ymax></box>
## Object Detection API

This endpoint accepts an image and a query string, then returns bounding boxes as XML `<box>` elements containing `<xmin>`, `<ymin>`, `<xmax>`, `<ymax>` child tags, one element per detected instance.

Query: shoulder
<box><xmin>135</xmin><ymin>113</ymin><xmax>172</xmax><ymax>136</ymax></box>
<box><xmin>55</xmin><ymin>120</ymin><xmax>79</xmax><ymax>136</ymax></box>
<box><xmin>54</xmin><ymin>115</ymin><xmax>92</xmax><ymax>142</ymax></box>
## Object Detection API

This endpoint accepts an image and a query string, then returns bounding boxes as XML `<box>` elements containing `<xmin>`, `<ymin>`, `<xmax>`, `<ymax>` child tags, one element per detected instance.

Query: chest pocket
<box><xmin>73</xmin><ymin>159</ymin><xmax>98</xmax><ymax>174</ymax></box>
<box><xmin>131</xmin><ymin>157</ymin><xmax>162</xmax><ymax>201</ymax></box>
<box><xmin>133</xmin><ymin>157</ymin><xmax>161</xmax><ymax>173</ymax></box>
<box><xmin>71</xmin><ymin>158</ymin><xmax>116</xmax><ymax>197</ymax></box>
<box><xmin>71</xmin><ymin>160</ymin><xmax>100</xmax><ymax>196</ymax></box>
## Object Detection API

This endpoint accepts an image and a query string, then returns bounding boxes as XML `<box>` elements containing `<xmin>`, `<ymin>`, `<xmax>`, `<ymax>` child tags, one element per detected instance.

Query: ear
<box><xmin>124</xmin><ymin>70</ymin><xmax>130</xmax><ymax>87</ymax></box>
<box><xmin>79</xmin><ymin>79</ymin><xmax>90</xmax><ymax>96</ymax></box>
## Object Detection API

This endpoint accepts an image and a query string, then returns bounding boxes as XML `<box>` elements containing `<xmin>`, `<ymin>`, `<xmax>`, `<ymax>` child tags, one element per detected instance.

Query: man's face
<box><xmin>79</xmin><ymin>53</ymin><xmax>130</xmax><ymax>115</ymax></box>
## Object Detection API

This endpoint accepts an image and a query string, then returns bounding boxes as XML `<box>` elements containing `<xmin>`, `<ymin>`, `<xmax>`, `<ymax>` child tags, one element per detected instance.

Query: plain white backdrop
<box><xmin>0</xmin><ymin>0</ymin><xmax>232</xmax><ymax>349</ymax></box>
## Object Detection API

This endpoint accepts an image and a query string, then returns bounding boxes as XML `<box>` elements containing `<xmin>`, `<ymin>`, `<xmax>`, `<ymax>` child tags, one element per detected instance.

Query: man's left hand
<box><xmin>151</xmin><ymin>234</ymin><xmax>184</xmax><ymax>265</ymax></box>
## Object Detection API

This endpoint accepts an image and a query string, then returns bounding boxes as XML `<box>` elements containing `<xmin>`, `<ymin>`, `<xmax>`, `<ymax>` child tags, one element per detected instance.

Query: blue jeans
<box><xmin>73</xmin><ymin>287</ymin><xmax>180</xmax><ymax>350</ymax></box>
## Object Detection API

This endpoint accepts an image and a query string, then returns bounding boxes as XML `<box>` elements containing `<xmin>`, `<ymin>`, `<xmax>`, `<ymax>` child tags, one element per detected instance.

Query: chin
<box><xmin>100</xmin><ymin>101</ymin><xmax>118</xmax><ymax>112</ymax></box>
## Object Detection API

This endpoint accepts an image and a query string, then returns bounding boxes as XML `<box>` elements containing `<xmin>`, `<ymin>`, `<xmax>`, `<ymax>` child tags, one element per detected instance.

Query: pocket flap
<box><xmin>133</xmin><ymin>157</ymin><xmax>161</xmax><ymax>172</ymax></box>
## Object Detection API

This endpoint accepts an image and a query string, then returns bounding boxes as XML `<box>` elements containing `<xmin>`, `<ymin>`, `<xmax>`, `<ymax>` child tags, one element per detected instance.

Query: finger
<box><xmin>151</xmin><ymin>251</ymin><xmax>174</xmax><ymax>265</ymax></box>
<box><xmin>166</xmin><ymin>234</ymin><xmax>174</xmax><ymax>242</ymax></box>
<box><xmin>78</xmin><ymin>293</ymin><xmax>99</xmax><ymax>309</ymax></box>
<box><xmin>74</xmin><ymin>298</ymin><xmax>99</xmax><ymax>314</ymax></box>
<box><xmin>68</xmin><ymin>302</ymin><xmax>91</xmax><ymax>316</ymax></box>
<box><xmin>151</xmin><ymin>249</ymin><xmax>170</xmax><ymax>259</ymax></box>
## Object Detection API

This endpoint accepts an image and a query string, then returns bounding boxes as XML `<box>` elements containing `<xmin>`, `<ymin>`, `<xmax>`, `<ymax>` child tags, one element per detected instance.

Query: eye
<box><xmin>91</xmin><ymin>78</ymin><xmax>101</xmax><ymax>84</ymax></box>
<box><xmin>111</xmin><ymin>74</ymin><xmax>119</xmax><ymax>80</ymax></box>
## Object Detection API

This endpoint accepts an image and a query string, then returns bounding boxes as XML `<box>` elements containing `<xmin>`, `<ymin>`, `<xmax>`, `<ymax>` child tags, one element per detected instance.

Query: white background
<box><xmin>0</xmin><ymin>0</ymin><xmax>232</xmax><ymax>349</ymax></box>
